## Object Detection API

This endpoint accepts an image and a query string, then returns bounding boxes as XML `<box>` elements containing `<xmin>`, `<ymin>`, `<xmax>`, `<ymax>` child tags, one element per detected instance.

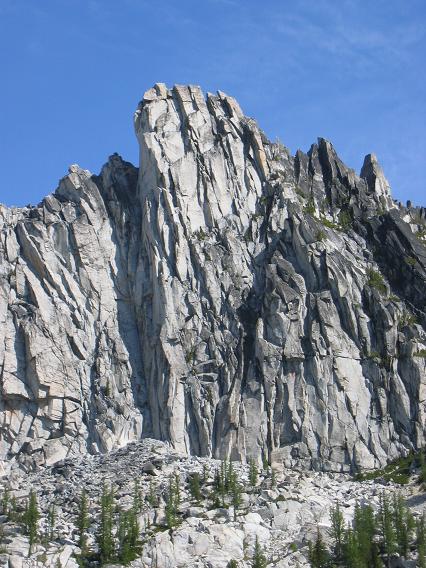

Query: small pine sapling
<box><xmin>76</xmin><ymin>489</ymin><xmax>90</xmax><ymax>557</ymax></box>
<box><xmin>248</xmin><ymin>458</ymin><xmax>258</xmax><ymax>489</ymax></box>
<box><xmin>24</xmin><ymin>490</ymin><xmax>39</xmax><ymax>556</ymax></box>
<box><xmin>189</xmin><ymin>472</ymin><xmax>202</xmax><ymax>504</ymax></box>
<box><xmin>252</xmin><ymin>535</ymin><xmax>268</xmax><ymax>568</ymax></box>
<box><xmin>308</xmin><ymin>528</ymin><xmax>329</xmax><ymax>568</ymax></box>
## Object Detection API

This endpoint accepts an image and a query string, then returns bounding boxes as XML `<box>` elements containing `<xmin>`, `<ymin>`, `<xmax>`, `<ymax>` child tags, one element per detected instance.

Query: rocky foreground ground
<box><xmin>1</xmin><ymin>439</ymin><xmax>425</xmax><ymax>568</ymax></box>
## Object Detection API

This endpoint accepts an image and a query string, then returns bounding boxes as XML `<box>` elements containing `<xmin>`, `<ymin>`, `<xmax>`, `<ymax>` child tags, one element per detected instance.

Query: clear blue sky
<box><xmin>0</xmin><ymin>0</ymin><xmax>424</xmax><ymax>207</ymax></box>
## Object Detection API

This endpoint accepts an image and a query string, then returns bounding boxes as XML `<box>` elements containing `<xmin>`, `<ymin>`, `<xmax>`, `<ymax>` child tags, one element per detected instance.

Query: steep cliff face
<box><xmin>1</xmin><ymin>84</ymin><xmax>425</xmax><ymax>475</ymax></box>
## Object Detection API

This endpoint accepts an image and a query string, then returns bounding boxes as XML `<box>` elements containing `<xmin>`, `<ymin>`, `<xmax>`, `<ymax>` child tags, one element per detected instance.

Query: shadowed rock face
<box><xmin>1</xmin><ymin>84</ymin><xmax>425</xmax><ymax>474</ymax></box>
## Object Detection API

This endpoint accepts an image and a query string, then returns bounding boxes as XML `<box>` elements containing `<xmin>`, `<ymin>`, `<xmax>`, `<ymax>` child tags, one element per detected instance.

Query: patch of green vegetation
<box><xmin>315</xmin><ymin>230</ymin><xmax>326</xmax><ymax>242</ymax></box>
<box><xmin>388</xmin><ymin>294</ymin><xmax>400</xmax><ymax>303</ymax></box>
<box><xmin>319</xmin><ymin>197</ymin><xmax>330</xmax><ymax>214</ymax></box>
<box><xmin>354</xmin><ymin>452</ymin><xmax>422</xmax><ymax>485</ymax></box>
<box><xmin>193</xmin><ymin>228</ymin><xmax>208</xmax><ymax>241</ymax></box>
<box><xmin>319</xmin><ymin>216</ymin><xmax>340</xmax><ymax>230</ymax></box>
<box><xmin>244</xmin><ymin>226</ymin><xmax>253</xmax><ymax>243</ymax></box>
<box><xmin>416</xmin><ymin>229</ymin><xmax>426</xmax><ymax>241</ymax></box>
<box><xmin>104</xmin><ymin>381</ymin><xmax>111</xmax><ymax>398</ymax></box>
<box><xmin>289</xmin><ymin>542</ymin><xmax>298</xmax><ymax>553</ymax></box>
<box><xmin>151</xmin><ymin>524</ymin><xmax>170</xmax><ymax>533</ymax></box>
<box><xmin>405</xmin><ymin>256</ymin><xmax>417</xmax><ymax>266</ymax></box>
<box><xmin>414</xmin><ymin>349</ymin><xmax>426</xmax><ymax>358</ymax></box>
<box><xmin>185</xmin><ymin>346</ymin><xmax>196</xmax><ymax>364</ymax></box>
<box><xmin>363</xmin><ymin>351</ymin><xmax>392</xmax><ymax>368</ymax></box>
<box><xmin>338</xmin><ymin>210</ymin><xmax>352</xmax><ymax>230</ymax></box>
<box><xmin>318</xmin><ymin>213</ymin><xmax>352</xmax><ymax>232</ymax></box>
<box><xmin>367</xmin><ymin>269</ymin><xmax>387</xmax><ymax>295</ymax></box>
<box><xmin>303</xmin><ymin>197</ymin><xmax>316</xmax><ymax>215</ymax></box>
<box><xmin>398</xmin><ymin>310</ymin><xmax>418</xmax><ymax>330</ymax></box>
<box><xmin>206</xmin><ymin>387</ymin><xmax>214</xmax><ymax>405</ymax></box>
<box><xmin>295</xmin><ymin>186</ymin><xmax>307</xmax><ymax>199</ymax></box>
<box><xmin>366</xmin><ymin>351</ymin><xmax>381</xmax><ymax>360</ymax></box>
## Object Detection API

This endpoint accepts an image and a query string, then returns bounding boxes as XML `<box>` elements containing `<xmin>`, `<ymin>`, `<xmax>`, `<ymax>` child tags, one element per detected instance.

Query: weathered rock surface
<box><xmin>0</xmin><ymin>83</ymin><xmax>425</xmax><ymax>474</ymax></box>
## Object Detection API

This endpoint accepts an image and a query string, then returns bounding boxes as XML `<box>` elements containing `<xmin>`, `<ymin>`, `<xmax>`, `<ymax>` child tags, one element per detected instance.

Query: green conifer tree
<box><xmin>213</xmin><ymin>463</ymin><xmax>226</xmax><ymax>507</ymax></box>
<box><xmin>45</xmin><ymin>504</ymin><xmax>56</xmax><ymax>543</ymax></box>
<box><xmin>133</xmin><ymin>479</ymin><xmax>143</xmax><ymax>514</ymax></box>
<box><xmin>248</xmin><ymin>459</ymin><xmax>258</xmax><ymax>489</ymax></box>
<box><xmin>189</xmin><ymin>472</ymin><xmax>202</xmax><ymax>503</ymax></box>
<box><xmin>329</xmin><ymin>504</ymin><xmax>345</xmax><ymax>560</ymax></box>
<box><xmin>202</xmin><ymin>463</ymin><xmax>208</xmax><ymax>485</ymax></box>
<box><xmin>211</xmin><ymin>482</ymin><xmax>222</xmax><ymax>509</ymax></box>
<box><xmin>231</xmin><ymin>475</ymin><xmax>242</xmax><ymax>522</ymax></box>
<box><xmin>165</xmin><ymin>475</ymin><xmax>180</xmax><ymax>529</ymax></box>
<box><xmin>147</xmin><ymin>480</ymin><xmax>157</xmax><ymax>507</ymax></box>
<box><xmin>252</xmin><ymin>535</ymin><xmax>268</xmax><ymax>568</ymax></box>
<box><xmin>308</xmin><ymin>528</ymin><xmax>329</xmax><ymax>568</ymax></box>
<box><xmin>271</xmin><ymin>469</ymin><xmax>276</xmax><ymax>489</ymax></box>
<box><xmin>174</xmin><ymin>472</ymin><xmax>181</xmax><ymax>508</ymax></box>
<box><xmin>353</xmin><ymin>502</ymin><xmax>375</xmax><ymax>566</ymax></box>
<box><xmin>97</xmin><ymin>483</ymin><xmax>115</xmax><ymax>564</ymax></box>
<box><xmin>222</xmin><ymin>458</ymin><xmax>229</xmax><ymax>492</ymax></box>
<box><xmin>417</xmin><ymin>512</ymin><xmax>426</xmax><ymax>568</ymax></box>
<box><xmin>76</xmin><ymin>489</ymin><xmax>90</xmax><ymax>557</ymax></box>
<box><xmin>370</xmin><ymin>542</ymin><xmax>384</xmax><ymax>568</ymax></box>
<box><xmin>1</xmin><ymin>489</ymin><xmax>10</xmax><ymax>517</ymax></box>
<box><xmin>227</xmin><ymin>460</ymin><xmax>235</xmax><ymax>492</ymax></box>
<box><xmin>117</xmin><ymin>507</ymin><xmax>139</xmax><ymax>564</ymax></box>
<box><xmin>262</xmin><ymin>448</ymin><xmax>269</xmax><ymax>471</ymax></box>
<box><xmin>392</xmin><ymin>493</ymin><xmax>414</xmax><ymax>558</ymax></box>
<box><xmin>8</xmin><ymin>495</ymin><xmax>18</xmax><ymax>524</ymax></box>
<box><xmin>24</xmin><ymin>490</ymin><xmax>39</xmax><ymax>556</ymax></box>
<box><xmin>342</xmin><ymin>526</ymin><xmax>360</xmax><ymax>568</ymax></box>
<box><xmin>378</xmin><ymin>493</ymin><xmax>397</xmax><ymax>568</ymax></box>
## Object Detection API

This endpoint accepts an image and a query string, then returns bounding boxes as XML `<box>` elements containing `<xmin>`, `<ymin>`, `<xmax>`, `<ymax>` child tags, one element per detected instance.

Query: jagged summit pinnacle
<box><xmin>0</xmin><ymin>84</ymin><xmax>425</xmax><ymax>481</ymax></box>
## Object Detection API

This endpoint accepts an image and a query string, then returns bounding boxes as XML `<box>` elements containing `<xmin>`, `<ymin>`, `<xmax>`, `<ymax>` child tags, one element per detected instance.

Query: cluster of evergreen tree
<box><xmin>0</xmin><ymin>459</ymin><xmax>271</xmax><ymax>564</ymax></box>
<box><xmin>0</xmin><ymin>488</ymin><xmax>42</xmax><ymax>557</ymax></box>
<box><xmin>91</xmin><ymin>482</ymin><xmax>140</xmax><ymax>566</ymax></box>
<box><xmin>1</xmin><ymin>481</ymin><xmax>142</xmax><ymax>566</ymax></box>
<box><xmin>164</xmin><ymin>473</ymin><xmax>181</xmax><ymax>529</ymax></box>
<box><xmin>210</xmin><ymin>459</ymin><xmax>243</xmax><ymax>520</ymax></box>
<box><xmin>5</xmin><ymin>459</ymin><xmax>423</xmax><ymax>568</ymax></box>
<box><xmin>309</xmin><ymin>493</ymin><xmax>426</xmax><ymax>567</ymax></box>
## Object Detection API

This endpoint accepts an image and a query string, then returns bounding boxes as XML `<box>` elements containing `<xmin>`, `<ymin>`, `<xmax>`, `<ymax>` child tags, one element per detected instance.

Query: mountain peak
<box><xmin>0</xmin><ymin>85</ymin><xmax>424</xmax><ymax>480</ymax></box>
